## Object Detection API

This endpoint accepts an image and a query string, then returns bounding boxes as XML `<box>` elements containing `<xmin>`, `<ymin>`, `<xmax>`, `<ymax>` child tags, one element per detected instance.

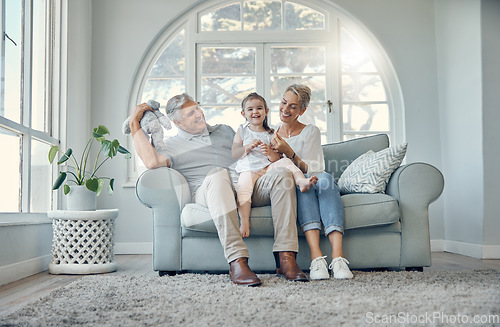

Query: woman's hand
<box><xmin>260</xmin><ymin>143</ymin><xmax>280</xmax><ymax>162</ymax></box>
<box><xmin>271</xmin><ymin>133</ymin><xmax>294</xmax><ymax>158</ymax></box>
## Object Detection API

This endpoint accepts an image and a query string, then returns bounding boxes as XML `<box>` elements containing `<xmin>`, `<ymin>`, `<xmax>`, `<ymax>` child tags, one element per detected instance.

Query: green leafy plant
<box><xmin>48</xmin><ymin>125</ymin><xmax>131</xmax><ymax>196</ymax></box>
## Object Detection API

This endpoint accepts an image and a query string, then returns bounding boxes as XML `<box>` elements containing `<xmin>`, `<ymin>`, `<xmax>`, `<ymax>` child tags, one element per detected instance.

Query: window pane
<box><xmin>270</xmin><ymin>76</ymin><xmax>326</xmax><ymax>103</ymax></box>
<box><xmin>341</xmin><ymin>28</ymin><xmax>378</xmax><ymax>73</ymax></box>
<box><xmin>269</xmin><ymin>104</ymin><xmax>327</xmax><ymax>143</ymax></box>
<box><xmin>2</xmin><ymin>0</ymin><xmax>23</xmax><ymax>124</ymax></box>
<box><xmin>149</xmin><ymin>30</ymin><xmax>185</xmax><ymax>77</ymax></box>
<box><xmin>271</xmin><ymin>47</ymin><xmax>325</xmax><ymax>74</ymax></box>
<box><xmin>343</xmin><ymin>104</ymin><xmax>389</xmax><ymax>132</ymax></box>
<box><xmin>31</xmin><ymin>139</ymin><xmax>52</xmax><ymax>212</ymax></box>
<box><xmin>201</xmin><ymin>77</ymin><xmax>256</xmax><ymax>104</ymax></box>
<box><xmin>142</xmin><ymin>78</ymin><xmax>185</xmax><ymax>106</ymax></box>
<box><xmin>32</xmin><ymin>0</ymin><xmax>48</xmax><ymax>132</ymax></box>
<box><xmin>243</xmin><ymin>1</ymin><xmax>281</xmax><ymax>31</ymax></box>
<box><xmin>203</xmin><ymin>106</ymin><xmax>241</xmax><ymax>131</ymax></box>
<box><xmin>201</xmin><ymin>47</ymin><xmax>255</xmax><ymax>75</ymax></box>
<box><xmin>342</xmin><ymin>75</ymin><xmax>387</xmax><ymax>102</ymax></box>
<box><xmin>0</xmin><ymin>128</ymin><xmax>21</xmax><ymax>212</ymax></box>
<box><xmin>284</xmin><ymin>2</ymin><xmax>325</xmax><ymax>30</ymax></box>
<box><xmin>200</xmin><ymin>3</ymin><xmax>241</xmax><ymax>32</ymax></box>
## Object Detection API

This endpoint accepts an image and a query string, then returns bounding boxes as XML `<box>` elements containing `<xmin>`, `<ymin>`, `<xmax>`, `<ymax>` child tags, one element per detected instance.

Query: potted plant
<box><xmin>48</xmin><ymin>125</ymin><xmax>131</xmax><ymax>210</ymax></box>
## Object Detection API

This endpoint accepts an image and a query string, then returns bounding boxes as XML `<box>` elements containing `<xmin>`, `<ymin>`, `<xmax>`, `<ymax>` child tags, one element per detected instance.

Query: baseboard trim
<box><xmin>430</xmin><ymin>239</ymin><xmax>444</xmax><ymax>252</ymax></box>
<box><xmin>0</xmin><ymin>255</ymin><xmax>51</xmax><ymax>287</ymax></box>
<box><xmin>443</xmin><ymin>240</ymin><xmax>482</xmax><ymax>258</ymax></box>
<box><xmin>114</xmin><ymin>242</ymin><xmax>152</xmax><ymax>255</ymax></box>
<box><xmin>482</xmin><ymin>245</ymin><xmax>500</xmax><ymax>259</ymax></box>
<box><xmin>427</xmin><ymin>240</ymin><xmax>500</xmax><ymax>259</ymax></box>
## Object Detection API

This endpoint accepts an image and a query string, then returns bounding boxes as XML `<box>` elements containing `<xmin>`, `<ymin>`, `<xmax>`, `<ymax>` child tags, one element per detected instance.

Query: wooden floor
<box><xmin>1</xmin><ymin>252</ymin><xmax>499</xmax><ymax>317</ymax></box>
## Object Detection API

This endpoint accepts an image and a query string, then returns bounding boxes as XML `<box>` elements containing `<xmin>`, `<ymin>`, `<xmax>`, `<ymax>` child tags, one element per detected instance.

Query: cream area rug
<box><xmin>1</xmin><ymin>270</ymin><xmax>499</xmax><ymax>326</ymax></box>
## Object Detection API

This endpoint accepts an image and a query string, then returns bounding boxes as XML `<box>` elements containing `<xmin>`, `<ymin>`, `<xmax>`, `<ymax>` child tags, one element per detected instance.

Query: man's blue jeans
<box><xmin>296</xmin><ymin>172</ymin><xmax>344</xmax><ymax>236</ymax></box>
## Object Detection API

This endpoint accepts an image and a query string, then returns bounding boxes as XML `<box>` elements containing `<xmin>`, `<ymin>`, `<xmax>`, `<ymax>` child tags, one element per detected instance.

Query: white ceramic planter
<box><xmin>66</xmin><ymin>185</ymin><xmax>97</xmax><ymax>211</ymax></box>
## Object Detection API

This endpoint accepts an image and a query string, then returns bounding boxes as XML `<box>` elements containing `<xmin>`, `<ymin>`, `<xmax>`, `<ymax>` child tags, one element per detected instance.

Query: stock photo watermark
<box><xmin>365</xmin><ymin>311</ymin><xmax>500</xmax><ymax>325</ymax></box>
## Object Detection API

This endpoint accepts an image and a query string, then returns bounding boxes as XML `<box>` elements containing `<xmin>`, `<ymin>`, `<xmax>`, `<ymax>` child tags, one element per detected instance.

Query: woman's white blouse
<box><xmin>283</xmin><ymin>124</ymin><xmax>325</xmax><ymax>175</ymax></box>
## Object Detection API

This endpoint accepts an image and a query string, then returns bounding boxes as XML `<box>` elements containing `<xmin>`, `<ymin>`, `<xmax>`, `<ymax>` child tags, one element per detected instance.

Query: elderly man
<box><xmin>130</xmin><ymin>93</ymin><xmax>308</xmax><ymax>286</ymax></box>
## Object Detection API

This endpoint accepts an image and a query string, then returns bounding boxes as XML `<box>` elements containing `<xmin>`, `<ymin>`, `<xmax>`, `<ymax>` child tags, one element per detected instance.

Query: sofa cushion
<box><xmin>338</xmin><ymin>143</ymin><xmax>408</xmax><ymax>194</ymax></box>
<box><xmin>181</xmin><ymin>204</ymin><xmax>217</xmax><ymax>233</ymax></box>
<box><xmin>342</xmin><ymin>193</ymin><xmax>399</xmax><ymax>230</ymax></box>
<box><xmin>181</xmin><ymin>193</ymin><xmax>399</xmax><ymax>235</ymax></box>
<box><xmin>181</xmin><ymin>203</ymin><xmax>275</xmax><ymax>236</ymax></box>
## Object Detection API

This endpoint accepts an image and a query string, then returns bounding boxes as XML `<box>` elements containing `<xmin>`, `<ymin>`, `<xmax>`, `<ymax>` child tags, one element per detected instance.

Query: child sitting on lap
<box><xmin>232</xmin><ymin>92</ymin><xmax>318</xmax><ymax>238</ymax></box>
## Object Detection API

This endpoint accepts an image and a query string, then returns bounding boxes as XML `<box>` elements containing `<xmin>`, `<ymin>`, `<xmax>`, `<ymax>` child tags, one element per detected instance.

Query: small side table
<box><xmin>48</xmin><ymin>209</ymin><xmax>118</xmax><ymax>274</ymax></box>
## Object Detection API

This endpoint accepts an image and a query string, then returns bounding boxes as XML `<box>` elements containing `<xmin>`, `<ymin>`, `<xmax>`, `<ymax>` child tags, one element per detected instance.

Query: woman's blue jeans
<box><xmin>296</xmin><ymin>172</ymin><xmax>344</xmax><ymax>236</ymax></box>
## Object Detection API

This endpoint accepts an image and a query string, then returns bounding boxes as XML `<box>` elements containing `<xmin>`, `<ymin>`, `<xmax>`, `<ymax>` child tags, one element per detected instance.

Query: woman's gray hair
<box><xmin>165</xmin><ymin>93</ymin><xmax>195</xmax><ymax>121</ymax></box>
<box><xmin>285</xmin><ymin>84</ymin><xmax>311</xmax><ymax>110</ymax></box>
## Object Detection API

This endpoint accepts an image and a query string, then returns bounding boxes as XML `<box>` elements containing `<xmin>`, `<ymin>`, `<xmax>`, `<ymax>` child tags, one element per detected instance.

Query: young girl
<box><xmin>232</xmin><ymin>92</ymin><xmax>318</xmax><ymax>238</ymax></box>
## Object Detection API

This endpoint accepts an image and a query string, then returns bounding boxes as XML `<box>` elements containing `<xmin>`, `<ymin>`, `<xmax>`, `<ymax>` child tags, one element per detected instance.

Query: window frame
<box><xmin>0</xmin><ymin>0</ymin><xmax>63</xmax><ymax>216</ymax></box>
<box><xmin>126</xmin><ymin>0</ymin><xmax>405</xmax><ymax>183</ymax></box>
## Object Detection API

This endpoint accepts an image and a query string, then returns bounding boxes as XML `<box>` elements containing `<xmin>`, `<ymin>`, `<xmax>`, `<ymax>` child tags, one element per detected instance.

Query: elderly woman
<box><xmin>270</xmin><ymin>84</ymin><xmax>353</xmax><ymax>280</ymax></box>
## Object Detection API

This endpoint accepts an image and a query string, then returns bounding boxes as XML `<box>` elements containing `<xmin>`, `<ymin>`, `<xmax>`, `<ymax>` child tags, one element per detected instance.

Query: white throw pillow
<box><xmin>338</xmin><ymin>143</ymin><xmax>408</xmax><ymax>194</ymax></box>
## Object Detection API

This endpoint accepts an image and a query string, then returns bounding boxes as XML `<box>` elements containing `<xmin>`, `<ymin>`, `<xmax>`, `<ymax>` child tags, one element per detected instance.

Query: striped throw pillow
<box><xmin>338</xmin><ymin>143</ymin><xmax>408</xmax><ymax>194</ymax></box>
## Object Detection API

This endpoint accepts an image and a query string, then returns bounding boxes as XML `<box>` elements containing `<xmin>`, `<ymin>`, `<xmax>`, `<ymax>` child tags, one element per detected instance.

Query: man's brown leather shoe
<box><xmin>229</xmin><ymin>257</ymin><xmax>262</xmax><ymax>287</ymax></box>
<box><xmin>275</xmin><ymin>251</ymin><xmax>309</xmax><ymax>282</ymax></box>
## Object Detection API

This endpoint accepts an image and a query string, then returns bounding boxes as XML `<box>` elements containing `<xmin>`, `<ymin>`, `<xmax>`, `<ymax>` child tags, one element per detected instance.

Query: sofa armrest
<box><xmin>386</xmin><ymin>163</ymin><xmax>444</xmax><ymax>268</ymax></box>
<box><xmin>136</xmin><ymin>167</ymin><xmax>192</xmax><ymax>272</ymax></box>
<box><xmin>136</xmin><ymin>167</ymin><xmax>191</xmax><ymax>210</ymax></box>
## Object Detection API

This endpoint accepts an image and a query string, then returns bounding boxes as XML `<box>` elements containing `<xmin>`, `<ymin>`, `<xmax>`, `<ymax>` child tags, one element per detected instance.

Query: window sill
<box><xmin>0</xmin><ymin>213</ymin><xmax>51</xmax><ymax>226</ymax></box>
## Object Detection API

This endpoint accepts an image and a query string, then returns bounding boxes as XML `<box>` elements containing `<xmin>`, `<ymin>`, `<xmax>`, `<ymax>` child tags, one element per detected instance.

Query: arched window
<box><xmin>128</xmin><ymin>0</ymin><xmax>404</xmax><ymax>178</ymax></box>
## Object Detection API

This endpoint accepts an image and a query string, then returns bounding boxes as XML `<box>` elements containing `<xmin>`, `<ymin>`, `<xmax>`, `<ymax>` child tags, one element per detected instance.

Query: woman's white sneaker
<box><xmin>329</xmin><ymin>257</ymin><xmax>353</xmax><ymax>279</ymax></box>
<box><xmin>309</xmin><ymin>256</ymin><xmax>330</xmax><ymax>280</ymax></box>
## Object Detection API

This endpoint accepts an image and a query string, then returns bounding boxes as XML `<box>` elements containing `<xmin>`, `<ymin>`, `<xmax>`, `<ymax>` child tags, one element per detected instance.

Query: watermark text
<box><xmin>366</xmin><ymin>312</ymin><xmax>500</xmax><ymax>325</ymax></box>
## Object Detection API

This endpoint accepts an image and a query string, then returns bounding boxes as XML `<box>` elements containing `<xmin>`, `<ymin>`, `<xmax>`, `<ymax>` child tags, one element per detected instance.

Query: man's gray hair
<box><xmin>165</xmin><ymin>93</ymin><xmax>195</xmax><ymax>121</ymax></box>
<box><xmin>285</xmin><ymin>84</ymin><xmax>311</xmax><ymax>110</ymax></box>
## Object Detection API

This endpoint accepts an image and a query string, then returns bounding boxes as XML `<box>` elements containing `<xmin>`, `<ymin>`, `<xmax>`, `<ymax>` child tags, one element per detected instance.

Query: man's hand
<box><xmin>129</xmin><ymin>103</ymin><xmax>153</xmax><ymax>136</ymax></box>
<box><xmin>129</xmin><ymin>102</ymin><xmax>170</xmax><ymax>169</ymax></box>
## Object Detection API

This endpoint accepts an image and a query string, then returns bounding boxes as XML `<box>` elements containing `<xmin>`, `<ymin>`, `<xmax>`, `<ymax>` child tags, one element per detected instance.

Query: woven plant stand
<box><xmin>48</xmin><ymin>209</ymin><xmax>118</xmax><ymax>274</ymax></box>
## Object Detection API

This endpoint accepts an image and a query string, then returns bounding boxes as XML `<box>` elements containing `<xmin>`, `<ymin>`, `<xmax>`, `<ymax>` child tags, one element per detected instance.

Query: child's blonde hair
<box><xmin>241</xmin><ymin>92</ymin><xmax>274</xmax><ymax>134</ymax></box>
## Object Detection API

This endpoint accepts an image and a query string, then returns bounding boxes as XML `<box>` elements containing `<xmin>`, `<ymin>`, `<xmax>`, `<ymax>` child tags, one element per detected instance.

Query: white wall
<box><xmin>481</xmin><ymin>0</ymin><xmax>500</xmax><ymax>253</ymax></box>
<box><xmin>435</xmin><ymin>0</ymin><xmax>485</xmax><ymax>257</ymax></box>
<box><xmin>89</xmin><ymin>0</ymin><xmax>447</xmax><ymax>251</ymax></box>
<box><xmin>0</xmin><ymin>221</ymin><xmax>52</xmax><ymax>286</ymax></box>
<box><xmin>65</xmin><ymin>0</ymin><xmax>92</xmax><ymax>151</ymax></box>
<box><xmin>434</xmin><ymin>0</ymin><xmax>500</xmax><ymax>258</ymax></box>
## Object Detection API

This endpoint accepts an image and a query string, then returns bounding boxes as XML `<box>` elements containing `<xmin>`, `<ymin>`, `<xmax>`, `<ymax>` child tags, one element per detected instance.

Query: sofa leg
<box><xmin>159</xmin><ymin>271</ymin><xmax>177</xmax><ymax>277</ymax></box>
<box><xmin>405</xmin><ymin>267</ymin><xmax>424</xmax><ymax>272</ymax></box>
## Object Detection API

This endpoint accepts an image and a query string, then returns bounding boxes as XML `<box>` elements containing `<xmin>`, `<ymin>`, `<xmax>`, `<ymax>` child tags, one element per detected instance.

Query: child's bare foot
<box><xmin>240</xmin><ymin>223</ymin><xmax>250</xmax><ymax>238</ymax></box>
<box><xmin>298</xmin><ymin>175</ymin><xmax>318</xmax><ymax>193</ymax></box>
